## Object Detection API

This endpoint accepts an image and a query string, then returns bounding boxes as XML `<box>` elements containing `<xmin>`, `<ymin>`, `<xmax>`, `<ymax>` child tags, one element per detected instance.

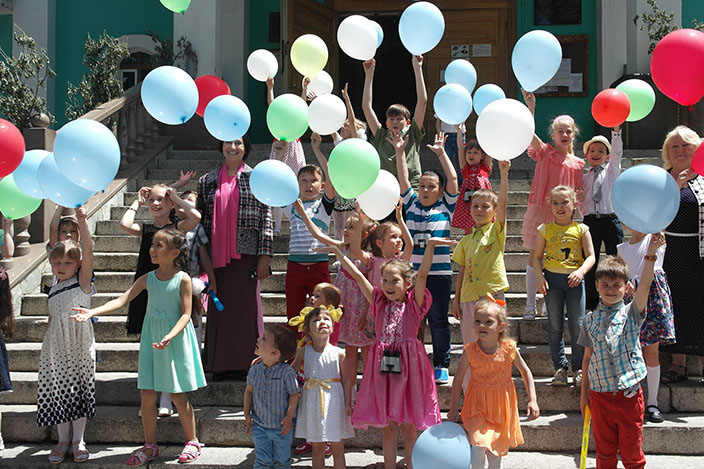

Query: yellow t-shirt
<box><xmin>451</xmin><ymin>221</ymin><xmax>509</xmax><ymax>303</ymax></box>
<box><xmin>538</xmin><ymin>222</ymin><xmax>589</xmax><ymax>273</ymax></box>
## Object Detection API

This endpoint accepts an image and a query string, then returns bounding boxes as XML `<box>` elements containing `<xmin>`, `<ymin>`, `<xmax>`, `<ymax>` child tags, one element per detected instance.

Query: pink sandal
<box><xmin>178</xmin><ymin>440</ymin><xmax>203</xmax><ymax>464</ymax></box>
<box><xmin>126</xmin><ymin>443</ymin><xmax>159</xmax><ymax>466</ymax></box>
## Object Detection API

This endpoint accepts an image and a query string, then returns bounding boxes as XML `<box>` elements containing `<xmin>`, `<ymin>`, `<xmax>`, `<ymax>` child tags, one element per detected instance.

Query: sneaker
<box><xmin>552</xmin><ymin>368</ymin><xmax>568</xmax><ymax>386</ymax></box>
<box><xmin>158</xmin><ymin>407</ymin><xmax>173</xmax><ymax>417</ymax></box>
<box><xmin>324</xmin><ymin>442</ymin><xmax>332</xmax><ymax>456</ymax></box>
<box><xmin>540</xmin><ymin>302</ymin><xmax>548</xmax><ymax>317</ymax></box>
<box><xmin>330</xmin><ymin>260</ymin><xmax>341</xmax><ymax>273</ymax></box>
<box><xmin>434</xmin><ymin>366</ymin><xmax>449</xmax><ymax>384</ymax></box>
<box><xmin>522</xmin><ymin>307</ymin><xmax>536</xmax><ymax>320</ymax></box>
<box><xmin>293</xmin><ymin>441</ymin><xmax>312</xmax><ymax>455</ymax></box>
<box><xmin>572</xmin><ymin>370</ymin><xmax>582</xmax><ymax>387</ymax></box>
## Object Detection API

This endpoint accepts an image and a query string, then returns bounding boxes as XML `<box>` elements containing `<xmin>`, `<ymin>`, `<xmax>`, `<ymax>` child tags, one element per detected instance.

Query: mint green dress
<box><xmin>137</xmin><ymin>271</ymin><xmax>207</xmax><ymax>392</ymax></box>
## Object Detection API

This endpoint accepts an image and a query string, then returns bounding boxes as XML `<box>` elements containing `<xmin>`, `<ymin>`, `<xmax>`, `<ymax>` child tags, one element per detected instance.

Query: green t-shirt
<box><xmin>371</xmin><ymin>121</ymin><xmax>425</xmax><ymax>189</ymax></box>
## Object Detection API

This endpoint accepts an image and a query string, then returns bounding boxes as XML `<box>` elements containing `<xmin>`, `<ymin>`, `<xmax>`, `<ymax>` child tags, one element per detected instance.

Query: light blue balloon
<box><xmin>399</xmin><ymin>1</ymin><xmax>445</xmax><ymax>55</ymax></box>
<box><xmin>370</xmin><ymin>20</ymin><xmax>384</xmax><ymax>48</ymax></box>
<box><xmin>433</xmin><ymin>84</ymin><xmax>472</xmax><ymax>126</ymax></box>
<box><xmin>473</xmin><ymin>84</ymin><xmax>506</xmax><ymax>115</ymax></box>
<box><xmin>141</xmin><ymin>65</ymin><xmax>198</xmax><ymax>125</ymax></box>
<box><xmin>612</xmin><ymin>165</ymin><xmax>680</xmax><ymax>233</ymax></box>
<box><xmin>203</xmin><ymin>95</ymin><xmax>251</xmax><ymax>142</ymax></box>
<box><xmin>412</xmin><ymin>422</ymin><xmax>470</xmax><ymax>469</ymax></box>
<box><xmin>511</xmin><ymin>30</ymin><xmax>562</xmax><ymax>92</ymax></box>
<box><xmin>54</xmin><ymin>119</ymin><xmax>121</xmax><ymax>192</ymax></box>
<box><xmin>13</xmin><ymin>149</ymin><xmax>49</xmax><ymax>198</ymax></box>
<box><xmin>250</xmin><ymin>159</ymin><xmax>299</xmax><ymax>208</ymax></box>
<box><xmin>445</xmin><ymin>59</ymin><xmax>477</xmax><ymax>94</ymax></box>
<box><xmin>38</xmin><ymin>153</ymin><xmax>94</xmax><ymax>208</ymax></box>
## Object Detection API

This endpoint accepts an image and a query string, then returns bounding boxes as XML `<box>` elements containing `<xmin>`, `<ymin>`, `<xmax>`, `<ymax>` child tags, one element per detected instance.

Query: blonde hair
<box><xmin>551</xmin><ymin>185</ymin><xmax>577</xmax><ymax>219</ymax></box>
<box><xmin>474</xmin><ymin>299</ymin><xmax>512</xmax><ymax>343</ymax></box>
<box><xmin>49</xmin><ymin>240</ymin><xmax>82</xmax><ymax>263</ymax></box>
<box><xmin>548</xmin><ymin>115</ymin><xmax>579</xmax><ymax>154</ymax></box>
<box><xmin>661</xmin><ymin>125</ymin><xmax>702</xmax><ymax>171</ymax></box>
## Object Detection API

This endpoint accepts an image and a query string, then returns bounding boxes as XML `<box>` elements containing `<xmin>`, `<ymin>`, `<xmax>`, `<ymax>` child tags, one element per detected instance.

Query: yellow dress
<box><xmin>461</xmin><ymin>340</ymin><xmax>523</xmax><ymax>456</ymax></box>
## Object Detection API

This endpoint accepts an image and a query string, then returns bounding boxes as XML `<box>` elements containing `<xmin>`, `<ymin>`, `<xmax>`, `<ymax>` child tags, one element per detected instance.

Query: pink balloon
<box><xmin>651</xmin><ymin>29</ymin><xmax>704</xmax><ymax>106</ymax></box>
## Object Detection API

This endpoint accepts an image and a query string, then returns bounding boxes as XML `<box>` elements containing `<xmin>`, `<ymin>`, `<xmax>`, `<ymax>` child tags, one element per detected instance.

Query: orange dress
<box><xmin>460</xmin><ymin>340</ymin><xmax>523</xmax><ymax>456</ymax></box>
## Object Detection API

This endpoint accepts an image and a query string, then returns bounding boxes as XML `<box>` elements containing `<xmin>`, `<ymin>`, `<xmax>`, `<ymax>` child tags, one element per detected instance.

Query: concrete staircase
<box><xmin>2</xmin><ymin>144</ymin><xmax>704</xmax><ymax>466</ymax></box>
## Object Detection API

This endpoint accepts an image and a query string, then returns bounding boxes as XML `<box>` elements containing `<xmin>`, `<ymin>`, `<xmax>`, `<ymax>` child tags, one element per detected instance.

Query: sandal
<box><xmin>126</xmin><ymin>443</ymin><xmax>159</xmax><ymax>466</ymax></box>
<box><xmin>661</xmin><ymin>366</ymin><xmax>688</xmax><ymax>384</ymax></box>
<box><xmin>72</xmin><ymin>440</ymin><xmax>90</xmax><ymax>463</ymax></box>
<box><xmin>178</xmin><ymin>440</ymin><xmax>203</xmax><ymax>464</ymax></box>
<box><xmin>48</xmin><ymin>441</ymin><xmax>70</xmax><ymax>464</ymax></box>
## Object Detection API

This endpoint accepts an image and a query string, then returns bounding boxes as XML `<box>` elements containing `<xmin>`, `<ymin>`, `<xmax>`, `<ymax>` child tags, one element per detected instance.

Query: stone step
<box><xmin>5</xmin><ymin>342</ymin><xmax>140</xmax><ymax>372</ymax></box>
<box><xmin>93</xmin><ymin>235</ymin><xmax>140</xmax><ymax>252</ymax></box>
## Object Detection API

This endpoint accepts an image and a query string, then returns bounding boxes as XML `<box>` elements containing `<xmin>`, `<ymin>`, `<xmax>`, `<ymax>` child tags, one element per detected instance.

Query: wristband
<box><xmin>644</xmin><ymin>254</ymin><xmax>657</xmax><ymax>262</ymax></box>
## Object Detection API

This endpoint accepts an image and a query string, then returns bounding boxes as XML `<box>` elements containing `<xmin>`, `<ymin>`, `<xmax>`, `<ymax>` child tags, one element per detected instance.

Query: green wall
<box><xmin>682</xmin><ymin>0</ymin><xmax>704</xmax><ymax>26</ymax></box>
<box><xmin>0</xmin><ymin>14</ymin><xmax>11</xmax><ymax>57</ymax></box>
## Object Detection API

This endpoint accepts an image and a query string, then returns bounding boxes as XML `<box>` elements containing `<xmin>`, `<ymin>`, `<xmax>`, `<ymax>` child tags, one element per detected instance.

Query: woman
<box><xmin>197</xmin><ymin>135</ymin><xmax>273</xmax><ymax>381</ymax></box>
<box><xmin>660</xmin><ymin>125</ymin><xmax>704</xmax><ymax>383</ymax></box>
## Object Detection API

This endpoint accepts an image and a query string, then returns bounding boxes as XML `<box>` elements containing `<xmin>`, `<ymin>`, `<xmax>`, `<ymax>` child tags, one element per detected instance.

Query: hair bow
<box><xmin>288</xmin><ymin>305</ymin><xmax>344</xmax><ymax>348</ymax></box>
<box><xmin>486</xmin><ymin>292</ymin><xmax>506</xmax><ymax>307</ymax></box>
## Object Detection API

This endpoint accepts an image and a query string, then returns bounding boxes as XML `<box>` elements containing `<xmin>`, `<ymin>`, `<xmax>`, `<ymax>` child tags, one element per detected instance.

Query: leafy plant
<box><xmin>634</xmin><ymin>0</ymin><xmax>704</xmax><ymax>53</ymax></box>
<box><xmin>148</xmin><ymin>30</ymin><xmax>198</xmax><ymax>74</ymax></box>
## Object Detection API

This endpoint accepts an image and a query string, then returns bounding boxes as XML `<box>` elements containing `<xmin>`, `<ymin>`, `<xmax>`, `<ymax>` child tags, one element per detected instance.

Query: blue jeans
<box><xmin>426</xmin><ymin>275</ymin><xmax>452</xmax><ymax>368</ymax></box>
<box><xmin>252</xmin><ymin>423</ymin><xmax>293</xmax><ymax>469</ymax></box>
<box><xmin>543</xmin><ymin>270</ymin><xmax>585</xmax><ymax>372</ymax></box>
<box><xmin>443</xmin><ymin>132</ymin><xmax>463</xmax><ymax>187</ymax></box>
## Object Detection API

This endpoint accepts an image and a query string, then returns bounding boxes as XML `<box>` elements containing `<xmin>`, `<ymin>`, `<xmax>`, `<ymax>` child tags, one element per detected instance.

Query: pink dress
<box><xmin>521</xmin><ymin>142</ymin><xmax>584</xmax><ymax>249</ymax></box>
<box><xmin>452</xmin><ymin>161</ymin><xmax>493</xmax><ymax>233</ymax></box>
<box><xmin>336</xmin><ymin>248</ymin><xmax>375</xmax><ymax>347</ymax></box>
<box><xmin>351</xmin><ymin>287</ymin><xmax>441</xmax><ymax>430</ymax></box>
<box><xmin>366</xmin><ymin>256</ymin><xmax>388</xmax><ymax>289</ymax></box>
<box><xmin>268</xmin><ymin>139</ymin><xmax>306</xmax><ymax>175</ymax></box>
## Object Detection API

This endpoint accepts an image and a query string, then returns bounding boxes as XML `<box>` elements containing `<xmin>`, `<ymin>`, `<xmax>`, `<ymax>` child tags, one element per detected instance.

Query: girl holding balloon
<box><xmin>451</xmin><ymin>135</ymin><xmax>493</xmax><ymax>234</ymax></box>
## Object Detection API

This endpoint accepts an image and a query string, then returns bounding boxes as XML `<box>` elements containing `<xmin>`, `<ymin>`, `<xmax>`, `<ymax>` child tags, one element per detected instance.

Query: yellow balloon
<box><xmin>290</xmin><ymin>34</ymin><xmax>328</xmax><ymax>77</ymax></box>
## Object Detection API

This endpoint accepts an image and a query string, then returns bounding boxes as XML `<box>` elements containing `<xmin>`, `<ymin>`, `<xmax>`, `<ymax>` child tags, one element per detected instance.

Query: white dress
<box><xmin>295</xmin><ymin>344</ymin><xmax>355</xmax><ymax>442</ymax></box>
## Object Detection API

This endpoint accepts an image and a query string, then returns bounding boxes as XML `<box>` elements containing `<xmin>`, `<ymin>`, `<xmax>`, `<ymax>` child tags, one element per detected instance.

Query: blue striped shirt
<box><xmin>402</xmin><ymin>188</ymin><xmax>458</xmax><ymax>275</ymax></box>
<box><xmin>285</xmin><ymin>196</ymin><xmax>333</xmax><ymax>263</ymax></box>
<box><xmin>246</xmin><ymin>362</ymin><xmax>300</xmax><ymax>429</ymax></box>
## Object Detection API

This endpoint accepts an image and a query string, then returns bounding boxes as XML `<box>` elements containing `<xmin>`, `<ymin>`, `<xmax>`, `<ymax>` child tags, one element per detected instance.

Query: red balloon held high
<box><xmin>650</xmin><ymin>28</ymin><xmax>704</xmax><ymax>107</ymax></box>
<box><xmin>194</xmin><ymin>75</ymin><xmax>231</xmax><ymax>117</ymax></box>
<box><xmin>0</xmin><ymin>119</ymin><xmax>26</xmax><ymax>178</ymax></box>
<box><xmin>591</xmin><ymin>89</ymin><xmax>631</xmax><ymax>128</ymax></box>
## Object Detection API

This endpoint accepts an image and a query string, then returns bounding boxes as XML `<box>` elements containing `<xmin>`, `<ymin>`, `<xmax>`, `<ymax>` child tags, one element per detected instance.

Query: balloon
<box><xmin>433</xmin><ymin>84</ymin><xmax>472</xmax><ymax>126</ymax></box>
<box><xmin>473</xmin><ymin>84</ymin><xmax>506</xmax><ymax>115</ymax></box>
<box><xmin>203</xmin><ymin>95</ymin><xmax>252</xmax><ymax>142</ymax></box>
<box><xmin>266</xmin><ymin>94</ymin><xmax>309</xmax><ymax>142</ymax></box>
<box><xmin>328</xmin><ymin>139</ymin><xmax>380</xmax><ymax>199</ymax></box>
<box><xmin>615</xmin><ymin>79</ymin><xmax>656</xmax><ymax>122</ymax></box>
<box><xmin>338</xmin><ymin>15</ymin><xmax>378</xmax><ymax>61</ymax></box>
<box><xmin>38</xmin><ymin>153</ymin><xmax>93</xmax><ymax>208</ymax></box>
<box><xmin>250</xmin><ymin>159</ymin><xmax>299</xmax><ymax>207</ymax></box>
<box><xmin>692</xmin><ymin>143</ymin><xmax>704</xmax><ymax>177</ymax></box>
<box><xmin>399</xmin><ymin>1</ymin><xmax>445</xmax><ymax>55</ymax></box>
<box><xmin>159</xmin><ymin>0</ymin><xmax>190</xmax><ymax>13</ymax></box>
<box><xmin>247</xmin><ymin>49</ymin><xmax>279</xmax><ymax>82</ymax></box>
<box><xmin>370</xmin><ymin>20</ymin><xmax>384</xmax><ymax>48</ymax></box>
<box><xmin>511</xmin><ymin>30</ymin><xmax>562</xmax><ymax>92</ymax></box>
<box><xmin>476</xmin><ymin>98</ymin><xmax>535</xmax><ymax>161</ymax></box>
<box><xmin>412</xmin><ymin>422</ymin><xmax>471</xmax><ymax>469</ymax></box>
<box><xmin>141</xmin><ymin>66</ymin><xmax>198</xmax><ymax>125</ymax></box>
<box><xmin>445</xmin><ymin>59</ymin><xmax>477</xmax><ymax>94</ymax></box>
<box><xmin>650</xmin><ymin>29</ymin><xmax>704</xmax><ymax>106</ymax></box>
<box><xmin>13</xmin><ymin>149</ymin><xmax>49</xmax><ymax>199</ymax></box>
<box><xmin>357</xmin><ymin>170</ymin><xmax>400</xmax><ymax>220</ymax></box>
<box><xmin>0</xmin><ymin>175</ymin><xmax>42</xmax><ymax>220</ymax></box>
<box><xmin>194</xmin><ymin>75</ymin><xmax>231</xmax><ymax>117</ymax></box>
<box><xmin>308</xmin><ymin>94</ymin><xmax>347</xmax><ymax>135</ymax></box>
<box><xmin>0</xmin><ymin>119</ymin><xmax>25</xmax><ymax>178</ymax></box>
<box><xmin>305</xmin><ymin>71</ymin><xmax>334</xmax><ymax>96</ymax></box>
<box><xmin>290</xmin><ymin>34</ymin><xmax>328</xmax><ymax>78</ymax></box>
<box><xmin>591</xmin><ymin>89</ymin><xmax>631</xmax><ymax>128</ymax></box>
<box><xmin>612</xmin><ymin>165</ymin><xmax>680</xmax><ymax>233</ymax></box>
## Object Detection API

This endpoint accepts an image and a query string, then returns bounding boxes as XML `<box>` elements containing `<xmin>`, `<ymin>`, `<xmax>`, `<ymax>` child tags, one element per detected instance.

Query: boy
<box><xmin>245</xmin><ymin>325</ymin><xmax>300</xmax><ymax>469</ymax></box>
<box><xmin>579</xmin><ymin>126</ymin><xmax>624</xmax><ymax>312</ymax></box>
<box><xmin>362</xmin><ymin>55</ymin><xmax>427</xmax><ymax>188</ymax></box>
<box><xmin>393</xmin><ymin>132</ymin><xmax>458</xmax><ymax>384</ymax></box>
<box><xmin>579</xmin><ymin>233</ymin><xmax>664</xmax><ymax>469</ymax></box>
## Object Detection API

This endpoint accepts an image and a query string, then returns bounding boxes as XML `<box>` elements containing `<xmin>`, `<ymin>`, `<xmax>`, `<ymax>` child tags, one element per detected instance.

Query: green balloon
<box><xmin>266</xmin><ymin>94</ymin><xmax>309</xmax><ymax>142</ymax></box>
<box><xmin>328</xmin><ymin>139</ymin><xmax>380</xmax><ymax>199</ymax></box>
<box><xmin>159</xmin><ymin>0</ymin><xmax>191</xmax><ymax>13</ymax></box>
<box><xmin>615</xmin><ymin>79</ymin><xmax>656</xmax><ymax>122</ymax></box>
<box><xmin>0</xmin><ymin>174</ymin><xmax>42</xmax><ymax>219</ymax></box>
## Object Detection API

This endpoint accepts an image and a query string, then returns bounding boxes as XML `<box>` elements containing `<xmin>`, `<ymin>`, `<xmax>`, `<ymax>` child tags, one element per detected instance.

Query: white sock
<box><xmin>56</xmin><ymin>422</ymin><xmax>70</xmax><ymax>442</ymax></box>
<box><xmin>646</xmin><ymin>365</ymin><xmax>660</xmax><ymax>407</ymax></box>
<box><xmin>273</xmin><ymin>207</ymin><xmax>283</xmax><ymax>230</ymax></box>
<box><xmin>160</xmin><ymin>392</ymin><xmax>173</xmax><ymax>410</ymax></box>
<box><xmin>72</xmin><ymin>417</ymin><xmax>87</xmax><ymax>443</ymax></box>
<box><xmin>525</xmin><ymin>264</ymin><xmax>537</xmax><ymax>310</ymax></box>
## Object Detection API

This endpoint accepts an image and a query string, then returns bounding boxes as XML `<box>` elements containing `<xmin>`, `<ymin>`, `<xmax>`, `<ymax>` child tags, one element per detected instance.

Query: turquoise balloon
<box><xmin>204</xmin><ymin>95</ymin><xmax>251</xmax><ymax>142</ymax></box>
<box><xmin>141</xmin><ymin>66</ymin><xmax>198</xmax><ymax>125</ymax></box>
<box><xmin>445</xmin><ymin>59</ymin><xmax>477</xmax><ymax>94</ymax></box>
<box><xmin>615</xmin><ymin>79</ymin><xmax>656</xmax><ymax>122</ymax></box>
<box><xmin>434</xmin><ymin>84</ymin><xmax>472</xmax><ymax>125</ymax></box>
<box><xmin>399</xmin><ymin>1</ymin><xmax>445</xmax><ymax>55</ymax></box>
<box><xmin>13</xmin><ymin>149</ymin><xmax>49</xmax><ymax>198</ymax></box>
<box><xmin>511</xmin><ymin>30</ymin><xmax>562</xmax><ymax>92</ymax></box>
<box><xmin>38</xmin><ymin>153</ymin><xmax>93</xmax><ymax>208</ymax></box>
<box><xmin>328</xmin><ymin>138</ymin><xmax>380</xmax><ymax>199</ymax></box>
<box><xmin>412</xmin><ymin>422</ymin><xmax>470</xmax><ymax>469</ymax></box>
<box><xmin>266</xmin><ymin>94</ymin><xmax>309</xmax><ymax>142</ymax></box>
<box><xmin>250</xmin><ymin>160</ymin><xmax>299</xmax><ymax>207</ymax></box>
<box><xmin>0</xmin><ymin>174</ymin><xmax>42</xmax><ymax>220</ymax></box>
<box><xmin>371</xmin><ymin>20</ymin><xmax>384</xmax><ymax>48</ymax></box>
<box><xmin>473</xmin><ymin>84</ymin><xmax>506</xmax><ymax>115</ymax></box>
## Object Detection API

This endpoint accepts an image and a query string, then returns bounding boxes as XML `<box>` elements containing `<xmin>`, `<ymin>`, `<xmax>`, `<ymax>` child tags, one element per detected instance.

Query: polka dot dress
<box><xmin>36</xmin><ymin>276</ymin><xmax>96</xmax><ymax>427</ymax></box>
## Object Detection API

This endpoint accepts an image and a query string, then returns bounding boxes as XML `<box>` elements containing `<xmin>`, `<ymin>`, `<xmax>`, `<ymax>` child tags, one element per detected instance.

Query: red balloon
<box><xmin>591</xmin><ymin>89</ymin><xmax>631</xmax><ymax>128</ymax></box>
<box><xmin>0</xmin><ymin>119</ymin><xmax>25</xmax><ymax>178</ymax></box>
<box><xmin>194</xmin><ymin>75</ymin><xmax>231</xmax><ymax>117</ymax></box>
<box><xmin>651</xmin><ymin>29</ymin><xmax>704</xmax><ymax>106</ymax></box>
<box><xmin>691</xmin><ymin>143</ymin><xmax>704</xmax><ymax>177</ymax></box>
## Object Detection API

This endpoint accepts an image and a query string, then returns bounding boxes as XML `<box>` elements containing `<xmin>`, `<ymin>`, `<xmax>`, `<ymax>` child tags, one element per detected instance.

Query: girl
<box><xmin>38</xmin><ymin>235</ymin><xmax>95</xmax><ymax>464</ymax></box>
<box><xmin>532</xmin><ymin>186</ymin><xmax>595</xmax><ymax>387</ymax></box>
<box><xmin>448</xmin><ymin>299</ymin><xmax>539</xmax><ymax>468</ymax></box>
<box><xmin>617</xmin><ymin>227</ymin><xmax>675</xmax><ymax>423</ymax></box>
<box><xmin>520</xmin><ymin>89</ymin><xmax>585</xmax><ymax>320</ymax></box>
<box><xmin>0</xmin><ymin>266</ymin><xmax>14</xmax><ymax>453</ymax></box>
<box><xmin>48</xmin><ymin>205</ymin><xmax>81</xmax><ymax>251</ymax></box>
<box><xmin>290</xmin><ymin>307</ymin><xmax>354</xmax><ymax>469</ymax></box>
<box><xmin>323</xmin><ymin>238</ymin><xmax>446</xmax><ymax>469</ymax></box>
<box><xmin>451</xmin><ymin>136</ymin><xmax>493</xmax><ymax>234</ymax></box>
<box><xmin>72</xmin><ymin>228</ymin><xmax>206</xmax><ymax>465</ymax></box>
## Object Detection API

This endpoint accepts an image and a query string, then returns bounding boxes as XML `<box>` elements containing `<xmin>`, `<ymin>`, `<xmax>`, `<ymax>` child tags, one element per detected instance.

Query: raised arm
<box><xmin>72</xmin><ymin>274</ymin><xmax>147</xmax><ymax>321</ymax></box>
<box><xmin>456</xmin><ymin>128</ymin><xmax>466</xmax><ymax>170</ymax></box>
<box><xmin>350</xmin><ymin>206</ymin><xmax>372</xmax><ymax>267</ymax></box>
<box><xmin>391</xmin><ymin>132</ymin><xmax>411</xmax><ymax>194</ymax></box>
<box><xmin>635</xmin><ymin>233</ymin><xmax>665</xmax><ymax>312</ymax></box>
<box><xmin>341</xmin><ymin>83</ymin><xmax>357</xmax><ymax>132</ymax></box>
<box><xmin>120</xmin><ymin>187</ymin><xmax>148</xmax><ymax>237</ymax></box>
<box><xmin>153</xmin><ymin>273</ymin><xmax>193</xmax><ymax>349</ymax></box>
<box><xmin>49</xmin><ymin>205</ymin><xmax>64</xmax><ymax>247</ymax></box>
<box><xmin>75</xmin><ymin>207</ymin><xmax>94</xmax><ymax>293</ymax></box>
<box><xmin>266</xmin><ymin>77</ymin><xmax>275</xmax><ymax>106</ymax></box>
<box><xmin>322</xmin><ymin>245</ymin><xmax>374</xmax><ymax>303</ymax></box>
<box><xmin>608</xmin><ymin>126</ymin><xmax>623</xmax><ymax>177</ymax></box>
<box><xmin>426</xmin><ymin>133</ymin><xmax>458</xmax><ymax>195</ymax></box>
<box><xmin>170</xmin><ymin>188</ymin><xmax>202</xmax><ymax>233</ymax></box>
<box><xmin>521</xmin><ymin>88</ymin><xmax>543</xmax><ymax>152</ymax></box>
<box><xmin>362</xmin><ymin>59</ymin><xmax>381</xmax><ymax>135</ymax></box>
<box><xmin>1</xmin><ymin>217</ymin><xmax>14</xmax><ymax>259</ymax></box>
<box><xmin>311</xmin><ymin>132</ymin><xmax>336</xmax><ymax>200</ymax></box>
<box><xmin>293</xmin><ymin>199</ymin><xmax>343</xmax><ymax>249</ymax></box>
<box><xmin>170</xmin><ymin>170</ymin><xmax>197</xmax><ymax>191</ymax></box>
<box><xmin>496</xmin><ymin>161</ymin><xmax>510</xmax><ymax>224</ymax></box>
<box><xmin>412</xmin><ymin>55</ymin><xmax>427</xmax><ymax>129</ymax></box>
<box><xmin>396</xmin><ymin>201</ymin><xmax>414</xmax><ymax>262</ymax></box>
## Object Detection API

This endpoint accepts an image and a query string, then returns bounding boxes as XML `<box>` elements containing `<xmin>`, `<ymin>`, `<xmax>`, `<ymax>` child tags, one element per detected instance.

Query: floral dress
<box><xmin>452</xmin><ymin>161</ymin><xmax>492</xmax><ymax>233</ymax></box>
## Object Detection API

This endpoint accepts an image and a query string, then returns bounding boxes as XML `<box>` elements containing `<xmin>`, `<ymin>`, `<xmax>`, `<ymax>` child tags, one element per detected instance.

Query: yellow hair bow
<box><xmin>288</xmin><ymin>305</ymin><xmax>344</xmax><ymax>348</ymax></box>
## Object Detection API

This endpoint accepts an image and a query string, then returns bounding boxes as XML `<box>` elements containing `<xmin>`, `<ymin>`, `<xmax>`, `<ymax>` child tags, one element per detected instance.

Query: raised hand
<box><xmin>386</xmin><ymin>130</ymin><xmax>409</xmax><ymax>154</ymax></box>
<box><xmin>363</xmin><ymin>59</ymin><xmax>376</xmax><ymax>75</ymax></box>
<box><xmin>341</xmin><ymin>83</ymin><xmax>350</xmax><ymax>101</ymax></box>
<box><xmin>413</xmin><ymin>55</ymin><xmax>424</xmax><ymax>67</ymax></box>
<box><xmin>273</xmin><ymin>140</ymin><xmax>287</xmax><ymax>160</ymax></box>
<box><xmin>75</xmin><ymin>206</ymin><xmax>87</xmax><ymax>223</ymax></box>
<box><xmin>311</xmin><ymin>132</ymin><xmax>322</xmax><ymax>150</ymax></box>
<box><xmin>498</xmin><ymin>160</ymin><xmax>511</xmax><ymax>173</ymax></box>
<box><xmin>137</xmin><ymin>187</ymin><xmax>151</xmax><ymax>206</ymax></box>
<box><xmin>179</xmin><ymin>170</ymin><xmax>197</xmax><ymax>184</ymax></box>
<box><xmin>426</xmin><ymin>133</ymin><xmax>448</xmax><ymax>156</ymax></box>
<box><xmin>293</xmin><ymin>199</ymin><xmax>305</xmax><ymax>216</ymax></box>
<box><xmin>266</xmin><ymin>77</ymin><xmax>274</xmax><ymax>89</ymax></box>
<box><xmin>521</xmin><ymin>88</ymin><xmax>536</xmax><ymax>114</ymax></box>
<box><xmin>648</xmin><ymin>232</ymin><xmax>666</xmax><ymax>254</ymax></box>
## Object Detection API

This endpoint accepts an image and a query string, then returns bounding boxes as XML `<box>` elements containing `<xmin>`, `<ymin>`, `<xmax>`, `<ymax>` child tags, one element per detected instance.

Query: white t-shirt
<box><xmin>617</xmin><ymin>234</ymin><xmax>666</xmax><ymax>284</ymax></box>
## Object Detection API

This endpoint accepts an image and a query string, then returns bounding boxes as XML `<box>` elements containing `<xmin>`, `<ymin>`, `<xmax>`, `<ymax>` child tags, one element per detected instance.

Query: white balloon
<box><xmin>337</xmin><ymin>15</ymin><xmax>377</xmax><ymax>61</ymax></box>
<box><xmin>247</xmin><ymin>49</ymin><xmax>279</xmax><ymax>82</ymax></box>
<box><xmin>305</xmin><ymin>71</ymin><xmax>334</xmax><ymax>96</ymax></box>
<box><xmin>357</xmin><ymin>170</ymin><xmax>401</xmax><ymax>220</ymax></box>
<box><xmin>476</xmin><ymin>98</ymin><xmax>535</xmax><ymax>161</ymax></box>
<box><xmin>308</xmin><ymin>94</ymin><xmax>347</xmax><ymax>135</ymax></box>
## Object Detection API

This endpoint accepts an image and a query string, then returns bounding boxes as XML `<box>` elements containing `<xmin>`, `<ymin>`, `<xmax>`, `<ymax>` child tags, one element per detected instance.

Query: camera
<box><xmin>381</xmin><ymin>350</ymin><xmax>401</xmax><ymax>374</ymax></box>
<box><xmin>464</xmin><ymin>189</ymin><xmax>476</xmax><ymax>203</ymax></box>
<box><xmin>413</xmin><ymin>232</ymin><xmax>431</xmax><ymax>250</ymax></box>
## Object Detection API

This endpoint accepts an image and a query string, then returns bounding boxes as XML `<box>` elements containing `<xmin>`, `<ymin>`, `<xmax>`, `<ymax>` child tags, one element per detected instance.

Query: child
<box><xmin>290</xmin><ymin>307</ymin><xmax>354</xmax><ymax>469</ymax></box>
<box><xmin>617</xmin><ymin>227</ymin><xmax>674</xmax><ymax>423</ymax></box>
<box><xmin>362</xmin><ymin>55</ymin><xmax>427</xmax><ymax>188</ymax></box>
<box><xmin>0</xmin><ymin>265</ymin><xmax>15</xmax><ymax>452</ymax></box>
<box><xmin>580</xmin><ymin>127</ymin><xmax>625</xmax><ymax>313</ymax></box>
<box><xmin>38</xmin><ymin>231</ymin><xmax>95</xmax><ymax>463</ymax></box>
<box><xmin>245</xmin><ymin>325</ymin><xmax>300</xmax><ymax>469</ymax></box>
<box><xmin>451</xmin><ymin>137</ymin><xmax>493</xmax><ymax>234</ymax></box>
<box><xmin>448</xmin><ymin>299</ymin><xmax>539</xmax><ymax>468</ymax></box>
<box><xmin>72</xmin><ymin>228</ymin><xmax>207</xmax><ymax>465</ymax></box>
<box><xmin>325</xmin><ymin>239</ymin><xmax>447</xmax><ymax>469</ymax></box>
<box><xmin>533</xmin><ymin>186</ymin><xmax>595</xmax><ymax>387</ymax></box>
<box><xmin>393</xmin><ymin>131</ymin><xmax>458</xmax><ymax>384</ymax></box>
<box><xmin>48</xmin><ymin>205</ymin><xmax>81</xmax><ymax>251</ymax></box>
<box><xmin>579</xmin><ymin>234</ymin><xmax>665</xmax><ymax>469</ymax></box>
<box><xmin>520</xmin><ymin>89</ymin><xmax>585</xmax><ymax>320</ymax></box>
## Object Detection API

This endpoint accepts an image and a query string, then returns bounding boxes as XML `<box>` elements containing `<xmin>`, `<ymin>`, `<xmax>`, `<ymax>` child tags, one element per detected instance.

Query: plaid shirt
<box><xmin>247</xmin><ymin>362</ymin><xmax>299</xmax><ymax>429</ymax></box>
<box><xmin>186</xmin><ymin>224</ymin><xmax>209</xmax><ymax>277</ymax></box>
<box><xmin>197</xmin><ymin>164</ymin><xmax>273</xmax><ymax>258</ymax></box>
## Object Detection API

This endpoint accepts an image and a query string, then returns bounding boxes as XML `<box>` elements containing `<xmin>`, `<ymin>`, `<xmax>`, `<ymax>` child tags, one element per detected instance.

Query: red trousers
<box><xmin>284</xmin><ymin>261</ymin><xmax>339</xmax><ymax>343</ymax></box>
<box><xmin>590</xmin><ymin>388</ymin><xmax>646</xmax><ymax>469</ymax></box>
